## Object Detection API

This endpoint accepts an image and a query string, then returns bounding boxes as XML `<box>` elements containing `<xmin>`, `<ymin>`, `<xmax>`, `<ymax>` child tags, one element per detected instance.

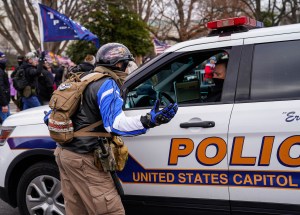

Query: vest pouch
<box><xmin>48</xmin><ymin>111</ymin><xmax>74</xmax><ymax>144</ymax></box>
<box><xmin>111</xmin><ymin>136</ymin><xmax>128</xmax><ymax>171</ymax></box>
<box><xmin>94</xmin><ymin>144</ymin><xmax>116</xmax><ymax>172</ymax></box>
<box><xmin>111</xmin><ymin>144</ymin><xmax>128</xmax><ymax>171</ymax></box>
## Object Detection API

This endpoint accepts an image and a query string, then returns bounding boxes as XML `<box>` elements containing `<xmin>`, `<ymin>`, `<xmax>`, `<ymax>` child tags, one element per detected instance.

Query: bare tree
<box><xmin>133</xmin><ymin>0</ymin><xmax>300</xmax><ymax>44</ymax></box>
<box><xmin>281</xmin><ymin>0</ymin><xmax>300</xmax><ymax>24</ymax></box>
<box><xmin>0</xmin><ymin>0</ymin><xmax>94</xmax><ymax>55</ymax></box>
<box><xmin>144</xmin><ymin>0</ymin><xmax>246</xmax><ymax>42</ymax></box>
<box><xmin>236</xmin><ymin>0</ymin><xmax>300</xmax><ymax>26</ymax></box>
<box><xmin>126</xmin><ymin>0</ymin><xmax>154</xmax><ymax>23</ymax></box>
<box><xmin>144</xmin><ymin>0</ymin><xmax>207</xmax><ymax>42</ymax></box>
<box><xmin>131</xmin><ymin>0</ymin><xmax>249</xmax><ymax>43</ymax></box>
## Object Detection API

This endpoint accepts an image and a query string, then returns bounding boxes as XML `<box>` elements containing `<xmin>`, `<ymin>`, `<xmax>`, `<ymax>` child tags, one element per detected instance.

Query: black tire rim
<box><xmin>25</xmin><ymin>175</ymin><xmax>65</xmax><ymax>215</ymax></box>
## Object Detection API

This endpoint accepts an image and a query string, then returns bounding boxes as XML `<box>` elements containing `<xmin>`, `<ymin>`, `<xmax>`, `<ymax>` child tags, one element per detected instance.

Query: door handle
<box><xmin>180</xmin><ymin>121</ymin><xmax>215</xmax><ymax>128</ymax></box>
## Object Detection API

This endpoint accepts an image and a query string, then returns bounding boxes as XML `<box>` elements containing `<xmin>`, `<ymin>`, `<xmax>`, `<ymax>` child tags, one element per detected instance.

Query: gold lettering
<box><xmin>220</xmin><ymin>174</ymin><xmax>228</xmax><ymax>184</ymax></box>
<box><xmin>243</xmin><ymin>174</ymin><xmax>253</xmax><ymax>185</ymax></box>
<box><xmin>233</xmin><ymin>174</ymin><xmax>243</xmax><ymax>185</ymax></box>
<box><xmin>133</xmin><ymin>172</ymin><xmax>140</xmax><ymax>182</ymax></box>
<box><xmin>253</xmin><ymin>174</ymin><xmax>262</xmax><ymax>185</ymax></box>
<box><xmin>194</xmin><ymin>173</ymin><xmax>203</xmax><ymax>183</ymax></box>
<box><xmin>276</xmin><ymin>175</ymin><xmax>288</xmax><ymax>187</ymax></box>
<box><xmin>288</xmin><ymin>175</ymin><xmax>298</xmax><ymax>187</ymax></box>
<box><xmin>211</xmin><ymin>174</ymin><xmax>219</xmax><ymax>184</ymax></box>
<box><xmin>178</xmin><ymin>173</ymin><xmax>186</xmax><ymax>183</ymax></box>
<box><xmin>167</xmin><ymin>173</ymin><xmax>175</xmax><ymax>183</ymax></box>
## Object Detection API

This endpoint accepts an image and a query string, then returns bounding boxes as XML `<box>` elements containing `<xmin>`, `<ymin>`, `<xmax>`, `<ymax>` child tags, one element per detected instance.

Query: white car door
<box><xmin>119</xmin><ymin>40</ymin><xmax>243</xmax><ymax>212</ymax></box>
<box><xmin>228</xmin><ymin>37</ymin><xmax>300</xmax><ymax>213</ymax></box>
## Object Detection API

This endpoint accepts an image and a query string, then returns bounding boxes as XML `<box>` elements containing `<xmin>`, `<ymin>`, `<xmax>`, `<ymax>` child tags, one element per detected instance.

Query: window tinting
<box><xmin>125</xmin><ymin>50</ymin><xmax>230</xmax><ymax>109</ymax></box>
<box><xmin>251</xmin><ymin>40</ymin><xmax>300</xmax><ymax>100</ymax></box>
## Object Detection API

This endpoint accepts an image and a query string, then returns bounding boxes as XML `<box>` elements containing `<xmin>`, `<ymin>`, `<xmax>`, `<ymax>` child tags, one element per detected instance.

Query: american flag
<box><xmin>153</xmin><ymin>38</ymin><xmax>171</xmax><ymax>55</ymax></box>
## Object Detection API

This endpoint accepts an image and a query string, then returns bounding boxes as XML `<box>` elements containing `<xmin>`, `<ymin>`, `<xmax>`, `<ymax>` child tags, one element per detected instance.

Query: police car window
<box><xmin>125</xmin><ymin>51</ymin><xmax>230</xmax><ymax>108</ymax></box>
<box><xmin>251</xmin><ymin>40</ymin><xmax>300</xmax><ymax>100</ymax></box>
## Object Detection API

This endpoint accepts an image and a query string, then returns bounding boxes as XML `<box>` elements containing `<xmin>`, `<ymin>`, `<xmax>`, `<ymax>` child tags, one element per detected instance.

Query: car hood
<box><xmin>3</xmin><ymin>105</ymin><xmax>50</xmax><ymax>126</ymax></box>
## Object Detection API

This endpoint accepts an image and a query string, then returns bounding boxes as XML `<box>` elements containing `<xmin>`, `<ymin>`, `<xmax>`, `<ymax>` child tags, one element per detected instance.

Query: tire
<box><xmin>17</xmin><ymin>161</ymin><xmax>65</xmax><ymax>215</ymax></box>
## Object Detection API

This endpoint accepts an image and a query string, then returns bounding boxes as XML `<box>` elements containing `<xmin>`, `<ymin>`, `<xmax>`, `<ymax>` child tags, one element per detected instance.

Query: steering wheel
<box><xmin>135</xmin><ymin>95</ymin><xmax>154</xmax><ymax>107</ymax></box>
<box><xmin>158</xmin><ymin>92</ymin><xmax>175</xmax><ymax>105</ymax></box>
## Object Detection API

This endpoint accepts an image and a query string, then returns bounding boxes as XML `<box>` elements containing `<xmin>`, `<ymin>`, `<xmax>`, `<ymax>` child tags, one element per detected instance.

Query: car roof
<box><xmin>166</xmin><ymin>23</ymin><xmax>300</xmax><ymax>52</ymax></box>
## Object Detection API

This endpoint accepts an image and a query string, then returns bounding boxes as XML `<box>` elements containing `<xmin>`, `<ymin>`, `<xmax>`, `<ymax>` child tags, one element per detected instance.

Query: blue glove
<box><xmin>141</xmin><ymin>100</ymin><xmax>178</xmax><ymax>128</ymax></box>
<box><xmin>43</xmin><ymin>110</ymin><xmax>52</xmax><ymax>126</ymax></box>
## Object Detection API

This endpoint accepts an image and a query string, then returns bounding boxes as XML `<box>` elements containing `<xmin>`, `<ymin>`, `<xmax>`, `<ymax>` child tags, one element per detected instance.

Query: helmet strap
<box><xmin>120</xmin><ymin>60</ymin><xmax>129</xmax><ymax>72</ymax></box>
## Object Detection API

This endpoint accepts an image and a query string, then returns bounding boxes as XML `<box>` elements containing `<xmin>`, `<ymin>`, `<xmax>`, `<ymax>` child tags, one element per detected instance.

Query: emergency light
<box><xmin>206</xmin><ymin>16</ymin><xmax>264</xmax><ymax>30</ymax></box>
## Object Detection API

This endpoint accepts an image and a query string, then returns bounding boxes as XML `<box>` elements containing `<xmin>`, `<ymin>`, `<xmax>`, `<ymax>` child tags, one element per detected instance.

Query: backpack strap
<box><xmin>94</xmin><ymin>66</ymin><xmax>123</xmax><ymax>89</ymax></box>
<box><xmin>73</xmin><ymin>67</ymin><xmax>124</xmax><ymax>139</ymax></box>
<box><xmin>68</xmin><ymin>72</ymin><xmax>85</xmax><ymax>82</ymax></box>
<box><xmin>73</xmin><ymin>72</ymin><xmax>113</xmax><ymax>138</ymax></box>
<box><xmin>74</xmin><ymin>121</ymin><xmax>112</xmax><ymax>138</ymax></box>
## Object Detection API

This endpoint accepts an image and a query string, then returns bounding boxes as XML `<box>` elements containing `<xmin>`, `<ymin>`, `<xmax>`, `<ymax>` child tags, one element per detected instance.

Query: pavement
<box><xmin>0</xmin><ymin>199</ymin><xmax>19</xmax><ymax>215</ymax></box>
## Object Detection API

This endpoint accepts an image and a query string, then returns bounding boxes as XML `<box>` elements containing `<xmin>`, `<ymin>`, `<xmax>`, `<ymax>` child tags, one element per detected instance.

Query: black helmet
<box><xmin>96</xmin><ymin>43</ymin><xmax>134</xmax><ymax>70</ymax></box>
<box><xmin>17</xmin><ymin>56</ymin><xmax>25</xmax><ymax>62</ymax></box>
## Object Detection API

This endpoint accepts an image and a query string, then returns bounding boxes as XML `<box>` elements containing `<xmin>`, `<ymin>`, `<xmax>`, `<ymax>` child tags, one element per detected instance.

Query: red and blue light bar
<box><xmin>206</xmin><ymin>16</ymin><xmax>264</xmax><ymax>30</ymax></box>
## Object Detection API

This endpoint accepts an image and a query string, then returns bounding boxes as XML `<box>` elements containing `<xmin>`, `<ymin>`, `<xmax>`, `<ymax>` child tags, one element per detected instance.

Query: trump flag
<box><xmin>36</xmin><ymin>3</ymin><xmax>99</xmax><ymax>48</ymax></box>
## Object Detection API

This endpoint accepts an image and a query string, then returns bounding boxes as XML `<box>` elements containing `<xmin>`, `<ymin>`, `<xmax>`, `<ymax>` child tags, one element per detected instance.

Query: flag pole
<box><xmin>34</xmin><ymin>0</ymin><xmax>44</xmax><ymax>51</ymax></box>
<box><xmin>152</xmin><ymin>37</ymin><xmax>157</xmax><ymax>55</ymax></box>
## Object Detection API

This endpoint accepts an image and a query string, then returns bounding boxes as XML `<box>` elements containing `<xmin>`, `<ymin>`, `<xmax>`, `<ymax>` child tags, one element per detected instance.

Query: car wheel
<box><xmin>17</xmin><ymin>161</ymin><xmax>65</xmax><ymax>215</ymax></box>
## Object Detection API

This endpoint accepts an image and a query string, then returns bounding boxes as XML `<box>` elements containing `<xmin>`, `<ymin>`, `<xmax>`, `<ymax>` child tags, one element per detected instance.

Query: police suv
<box><xmin>1</xmin><ymin>17</ymin><xmax>300</xmax><ymax>215</ymax></box>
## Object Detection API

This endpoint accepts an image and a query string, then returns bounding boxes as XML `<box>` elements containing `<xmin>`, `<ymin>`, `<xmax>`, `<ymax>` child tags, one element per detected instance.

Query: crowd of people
<box><xmin>0</xmin><ymin>49</ymin><xmax>140</xmax><ymax>124</ymax></box>
<box><xmin>0</xmin><ymin>51</ymin><xmax>97</xmax><ymax>124</ymax></box>
<box><xmin>0</xmin><ymin>52</ymin><xmax>10</xmax><ymax>124</ymax></box>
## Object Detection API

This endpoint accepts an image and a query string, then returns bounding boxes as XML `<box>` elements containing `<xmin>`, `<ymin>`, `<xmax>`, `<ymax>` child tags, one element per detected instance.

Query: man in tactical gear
<box><xmin>53</xmin><ymin>43</ymin><xmax>178</xmax><ymax>214</ymax></box>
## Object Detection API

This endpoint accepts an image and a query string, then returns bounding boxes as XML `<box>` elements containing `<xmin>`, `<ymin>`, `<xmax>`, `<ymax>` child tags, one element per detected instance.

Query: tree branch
<box><xmin>0</xmin><ymin>19</ymin><xmax>24</xmax><ymax>54</ymax></box>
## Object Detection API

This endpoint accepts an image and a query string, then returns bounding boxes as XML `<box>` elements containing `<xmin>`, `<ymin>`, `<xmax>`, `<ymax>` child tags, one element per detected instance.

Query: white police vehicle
<box><xmin>1</xmin><ymin>17</ymin><xmax>300</xmax><ymax>215</ymax></box>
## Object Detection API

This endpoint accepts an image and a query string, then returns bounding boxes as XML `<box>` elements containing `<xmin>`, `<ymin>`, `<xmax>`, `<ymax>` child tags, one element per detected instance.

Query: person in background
<box><xmin>11</xmin><ymin>56</ymin><xmax>25</xmax><ymax>111</ymax></box>
<box><xmin>19</xmin><ymin>52</ymin><xmax>43</xmax><ymax>110</ymax></box>
<box><xmin>65</xmin><ymin>55</ymin><xmax>96</xmax><ymax>78</ymax></box>
<box><xmin>17</xmin><ymin>56</ymin><xmax>25</xmax><ymax>66</ymax></box>
<box><xmin>44</xmin><ymin>61</ymin><xmax>56</xmax><ymax>90</ymax></box>
<box><xmin>0</xmin><ymin>52</ymin><xmax>10</xmax><ymax>123</ymax></box>
<box><xmin>8</xmin><ymin>77</ymin><xmax>17</xmax><ymax>108</ymax></box>
<box><xmin>75</xmin><ymin>54</ymin><xmax>96</xmax><ymax>72</ymax></box>
<box><xmin>11</xmin><ymin>56</ymin><xmax>25</xmax><ymax>78</ymax></box>
<box><xmin>37</xmin><ymin>61</ymin><xmax>54</xmax><ymax>105</ymax></box>
<box><xmin>61</xmin><ymin>63</ymin><xmax>70</xmax><ymax>83</ymax></box>
<box><xmin>52</xmin><ymin>62</ymin><xmax>64</xmax><ymax>89</ymax></box>
<box><xmin>204</xmin><ymin>56</ymin><xmax>216</xmax><ymax>84</ymax></box>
